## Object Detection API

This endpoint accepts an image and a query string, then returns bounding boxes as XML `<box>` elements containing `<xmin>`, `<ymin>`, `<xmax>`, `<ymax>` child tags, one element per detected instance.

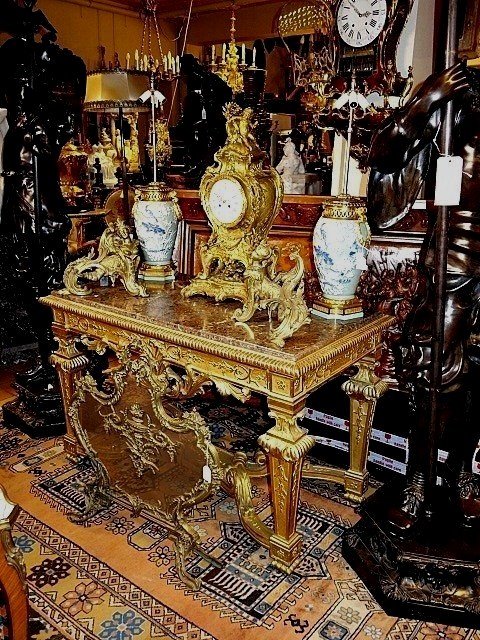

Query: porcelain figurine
<box><xmin>275</xmin><ymin>138</ymin><xmax>305</xmax><ymax>194</ymax></box>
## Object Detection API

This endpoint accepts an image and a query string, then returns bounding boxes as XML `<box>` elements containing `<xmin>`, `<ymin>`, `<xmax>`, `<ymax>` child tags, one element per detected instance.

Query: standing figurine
<box><xmin>0</xmin><ymin>0</ymin><xmax>86</xmax><ymax>435</ymax></box>
<box><xmin>367</xmin><ymin>62</ymin><xmax>480</xmax><ymax>528</ymax></box>
<box><xmin>275</xmin><ymin>138</ymin><xmax>305</xmax><ymax>194</ymax></box>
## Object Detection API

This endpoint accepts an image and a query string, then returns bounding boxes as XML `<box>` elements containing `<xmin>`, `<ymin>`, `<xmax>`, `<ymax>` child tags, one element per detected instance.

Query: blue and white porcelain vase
<box><xmin>312</xmin><ymin>196</ymin><xmax>370</xmax><ymax>319</ymax></box>
<box><xmin>132</xmin><ymin>182</ymin><xmax>181</xmax><ymax>282</ymax></box>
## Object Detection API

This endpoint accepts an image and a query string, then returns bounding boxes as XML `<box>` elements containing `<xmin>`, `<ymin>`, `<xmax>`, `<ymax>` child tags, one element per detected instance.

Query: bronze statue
<box><xmin>0</xmin><ymin>0</ymin><xmax>57</xmax><ymax>42</ymax></box>
<box><xmin>170</xmin><ymin>54</ymin><xmax>232</xmax><ymax>185</ymax></box>
<box><xmin>367</xmin><ymin>62</ymin><xmax>480</xmax><ymax>529</ymax></box>
<box><xmin>0</xmin><ymin>35</ymin><xmax>85</xmax><ymax>355</ymax></box>
<box><xmin>0</xmin><ymin>0</ymin><xmax>86</xmax><ymax>434</ymax></box>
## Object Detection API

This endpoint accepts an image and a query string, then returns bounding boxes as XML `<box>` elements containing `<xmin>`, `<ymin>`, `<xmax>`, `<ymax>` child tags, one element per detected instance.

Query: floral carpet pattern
<box><xmin>0</xmin><ymin>409</ymin><xmax>479</xmax><ymax>640</ymax></box>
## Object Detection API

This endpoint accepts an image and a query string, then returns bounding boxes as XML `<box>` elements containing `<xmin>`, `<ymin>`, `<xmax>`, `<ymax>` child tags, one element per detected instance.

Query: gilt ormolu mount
<box><xmin>181</xmin><ymin>103</ymin><xmax>310</xmax><ymax>347</ymax></box>
<box><xmin>63</xmin><ymin>219</ymin><xmax>147</xmax><ymax>298</ymax></box>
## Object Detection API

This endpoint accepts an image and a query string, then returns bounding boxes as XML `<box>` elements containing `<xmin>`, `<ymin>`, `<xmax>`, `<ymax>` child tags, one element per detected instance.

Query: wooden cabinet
<box><xmin>176</xmin><ymin>189</ymin><xmax>325</xmax><ymax>282</ymax></box>
<box><xmin>175</xmin><ymin>189</ymin><xmax>428</xmax><ymax>303</ymax></box>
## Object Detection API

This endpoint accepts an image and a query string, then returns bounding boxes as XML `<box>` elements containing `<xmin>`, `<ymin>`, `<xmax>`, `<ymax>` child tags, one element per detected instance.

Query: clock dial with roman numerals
<box><xmin>207</xmin><ymin>177</ymin><xmax>246</xmax><ymax>225</ymax></box>
<box><xmin>336</xmin><ymin>0</ymin><xmax>387</xmax><ymax>48</ymax></box>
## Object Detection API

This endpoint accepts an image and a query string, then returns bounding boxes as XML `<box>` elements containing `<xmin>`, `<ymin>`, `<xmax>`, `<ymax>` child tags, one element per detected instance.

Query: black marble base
<box><xmin>2</xmin><ymin>377</ymin><xmax>65</xmax><ymax>438</ymax></box>
<box><xmin>343</xmin><ymin>485</ymin><xmax>480</xmax><ymax>628</ymax></box>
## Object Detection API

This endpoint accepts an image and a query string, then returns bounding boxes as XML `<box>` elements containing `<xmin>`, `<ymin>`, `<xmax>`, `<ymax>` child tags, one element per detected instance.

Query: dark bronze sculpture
<box><xmin>0</xmin><ymin>0</ymin><xmax>57</xmax><ymax>42</ymax></box>
<box><xmin>0</xmin><ymin>0</ymin><xmax>86</xmax><ymax>435</ymax></box>
<box><xmin>342</xmin><ymin>1</ymin><xmax>480</xmax><ymax>624</ymax></box>
<box><xmin>367</xmin><ymin>61</ymin><xmax>480</xmax><ymax>529</ymax></box>
<box><xmin>170</xmin><ymin>54</ymin><xmax>232</xmax><ymax>186</ymax></box>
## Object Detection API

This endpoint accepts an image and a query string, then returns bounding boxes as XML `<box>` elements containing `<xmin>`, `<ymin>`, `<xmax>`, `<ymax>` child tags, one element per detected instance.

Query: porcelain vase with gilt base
<box><xmin>132</xmin><ymin>182</ymin><xmax>181</xmax><ymax>283</ymax></box>
<box><xmin>311</xmin><ymin>195</ymin><xmax>370</xmax><ymax>319</ymax></box>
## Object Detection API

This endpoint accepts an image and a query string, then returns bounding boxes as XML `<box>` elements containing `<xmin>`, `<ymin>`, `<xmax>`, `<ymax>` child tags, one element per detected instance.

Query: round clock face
<box><xmin>208</xmin><ymin>178</ymin><xmax>246</xmax><ymax>225</ymax></box>
<box><xmin>337</xmin><ymin>0</ymin><xmax>387</xmax><ymax>48</ymax></box>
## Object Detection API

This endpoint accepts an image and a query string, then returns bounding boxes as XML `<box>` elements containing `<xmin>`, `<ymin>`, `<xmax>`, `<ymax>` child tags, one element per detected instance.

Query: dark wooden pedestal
<box><xmin>343</xmin><ymin>485</ymin><xmax>480</xmax><ymax>628</ymax></box>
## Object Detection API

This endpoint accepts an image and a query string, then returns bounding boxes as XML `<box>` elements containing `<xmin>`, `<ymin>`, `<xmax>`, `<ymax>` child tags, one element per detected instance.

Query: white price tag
<box><xmin>202</xmin><ymin>464</ymin><xmax>212</xmax><ymax>483</ymax></box>
<box><xmin>434</xmin><ymin>156</ymin><xmax>463</xmax><ymax>206</ymax></box>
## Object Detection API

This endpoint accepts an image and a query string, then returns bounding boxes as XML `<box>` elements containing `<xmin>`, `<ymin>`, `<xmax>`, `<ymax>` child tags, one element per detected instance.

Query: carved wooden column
<box><xmin>50</xmin><ymin>324</ymin><xmax>89</xmax><ymax>458</ymax></box>
<box><xmin>258</xmin><ymin>399</ymin><xmax>315</xmax><ymax>572</ymax></box>
<box><xmin>342</xmin><ymin>353</ymin><xmax>389</xmax><ymax>501</ymax></box>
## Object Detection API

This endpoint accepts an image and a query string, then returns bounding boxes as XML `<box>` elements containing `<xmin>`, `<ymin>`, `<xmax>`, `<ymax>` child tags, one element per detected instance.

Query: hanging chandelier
<box><xmin>210</xmin><ymin>1</ymin><xmax>246</xmax><ymax>94</ymax></box>
<box><xmin>276</xmin><ymin>0</ymin><xmax>336</xmax><ymax>110</ymax></box>
<box><xmin>84</xmin><ymin>0</ymin><xmax>180</xmax><ymax>112</ymax></box>
<box><xmin>139</xmin><ymin>0</ymin><xmax>180</xmax><ymax>80</ymax></box>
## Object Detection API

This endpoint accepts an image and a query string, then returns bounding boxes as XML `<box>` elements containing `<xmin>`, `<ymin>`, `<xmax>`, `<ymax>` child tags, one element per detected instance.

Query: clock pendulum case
<box><xmin>181</xmin><ymin>103</ymin><xmax>310</xmax><ymax>346</ymax></box>
<box><xmin>337</xmin><ymin>0</ymin><xmax>387</xmax><ymax>49</ymax></box>
<box><xmin>334</xmin><ymin>0</ymin><xmax>414</xmax><ymax>82</ymax></box>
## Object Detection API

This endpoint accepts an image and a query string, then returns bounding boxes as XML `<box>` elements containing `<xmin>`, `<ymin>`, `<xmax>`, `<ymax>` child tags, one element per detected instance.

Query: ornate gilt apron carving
<box><xmin>68</xmin><ymin>340</ymin><xmax>220</xmax><ymax>590</ymax></box>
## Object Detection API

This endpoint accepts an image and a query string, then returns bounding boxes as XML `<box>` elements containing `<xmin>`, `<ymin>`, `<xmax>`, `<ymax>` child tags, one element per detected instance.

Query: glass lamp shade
<box><xmin>84</xmin><ymin>70</ymin><xmax>151</xmax><ymax>113</ymax></box>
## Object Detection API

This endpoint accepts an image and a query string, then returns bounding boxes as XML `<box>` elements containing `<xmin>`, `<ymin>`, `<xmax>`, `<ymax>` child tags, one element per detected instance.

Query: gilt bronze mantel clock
<box><xmin>181</xmin><ymin>103</ymin><xmax>310</xmax><ymax>346</ymax></box>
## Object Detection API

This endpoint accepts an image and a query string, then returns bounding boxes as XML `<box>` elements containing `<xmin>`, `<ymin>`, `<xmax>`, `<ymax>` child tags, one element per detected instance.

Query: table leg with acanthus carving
<box><xmin>258</xmin><ymin>400</ymin><xmax>315</xmax><ymax>572</ymax></box>
<box><xmin>342</xmin><ymin>353</ymin><xmax>389</xmax><ymax>502</ymax></box>
<box><xmin>50</xmin><ymin>326</ymin><xmax>89</xmax><ymax>458</ymax></box>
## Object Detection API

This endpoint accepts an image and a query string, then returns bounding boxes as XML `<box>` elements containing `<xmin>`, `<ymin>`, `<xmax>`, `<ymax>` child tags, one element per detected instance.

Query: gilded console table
<box><xmin>43</xmin><ymin>284</ymin><xmax>394</xmax><ymax>585</ymax></box>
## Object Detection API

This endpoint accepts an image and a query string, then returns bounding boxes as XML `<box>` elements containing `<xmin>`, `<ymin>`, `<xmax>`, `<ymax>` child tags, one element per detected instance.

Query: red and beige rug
<box><xmin>0</xmin><ymin>421</ymin><xmax>478</xmax><ymax>640</ymax></box>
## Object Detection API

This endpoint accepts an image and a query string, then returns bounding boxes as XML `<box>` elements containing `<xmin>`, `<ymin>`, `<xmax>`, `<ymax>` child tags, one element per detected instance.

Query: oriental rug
<box><xmin>0</xmin><ymin>415</ymin><xmax>478</xmax><ymax>640</ymax></box>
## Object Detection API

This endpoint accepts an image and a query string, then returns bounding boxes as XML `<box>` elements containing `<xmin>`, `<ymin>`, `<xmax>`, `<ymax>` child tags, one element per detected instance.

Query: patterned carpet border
<box><xmin>14</xmin><ymin>509</ymin><xmax>216</xmax><ymax>640</ymax></box>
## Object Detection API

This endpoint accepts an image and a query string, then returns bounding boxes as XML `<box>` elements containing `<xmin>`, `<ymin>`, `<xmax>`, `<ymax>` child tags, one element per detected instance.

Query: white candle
<box><xmin>211</xmin><ymin>44</ymin><xmax>215</xmax><ymax>62</ymax></box>
<box><xmin>167</xmin><ymin>50</ymin><xmax>172</xmax><ymax>71</ymax></box>
<box><xmin>155</xmin><ymin>58</ymin><xmax>159</xmax><ymax>70</ymax></box>
<box><xmin>176</xmin><ymin>55</ymin><xmax>180</xmax><ymax>75</ymax></box>
<box><xmin>252</xmin><ymin>46</ymin><xmax>256</xmax><ymax>67</ymax></box>
<box><xmin>143</xmin><ymin>54</ymin><xmax>148</xmax><ymax>71</ymax></box>
<box><xmin>241</xmin><ymin>43</ymin><xmax>245</xmax><ymax>64</ymax></box>
<box><xmin>126</xmin><ymin>52</ymin><xmax>130</xmax><ymax>69</ymax></box>
<box><xmin>222</xmin><ymin>43</ymin><xmax>226</xmax><ymax>62</ymax></box>
<box><xmin>134</xmin><ymin>49</ymin><xmax>139</xmax><ymax>70</ymax></box>
<box><xmin>163</xmin><ymin>55</ymin><xmax>168</xmax><ymax>72</ymax></box>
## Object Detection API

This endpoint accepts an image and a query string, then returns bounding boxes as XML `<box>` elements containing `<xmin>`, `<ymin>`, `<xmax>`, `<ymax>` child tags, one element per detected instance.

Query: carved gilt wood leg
<box><xmin>50</xmin><ymin>327</ymin><xmax>89</xmax><ymax>459</ymax></box>
<box><xmin>60</xmin><ymin>338</ymin><xmax>222</xmax><ymax>589</ymax></box>
<box><xmin>342</xmin><ymin>354</ymin><xmax>389</xmax><ymax>502</ymax></box>
<box><xmin>258</xmin><ymin>400</ymin><xmax>315</xmax><ymax>573</ymax></box>
<box><xmin>219</xmin><ymin>450</ymin><xmax>273</xmax><ymax>550</ymax></box>
<box><xmin>170</xmin><ymin>520</ymin><xmax>203</xmax><ymax>591</ymax></box>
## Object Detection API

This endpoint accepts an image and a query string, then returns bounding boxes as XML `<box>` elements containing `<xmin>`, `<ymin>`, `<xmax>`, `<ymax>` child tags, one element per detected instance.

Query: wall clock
<box><xmin>334</xmin><ymin>0</ymin><xmax>414</xmax><ymax>84</ymax></box>
<box><xmin>336</xmin><ymin>0</ymin><xmax>387</xmax><ymax>49</ymax></box>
